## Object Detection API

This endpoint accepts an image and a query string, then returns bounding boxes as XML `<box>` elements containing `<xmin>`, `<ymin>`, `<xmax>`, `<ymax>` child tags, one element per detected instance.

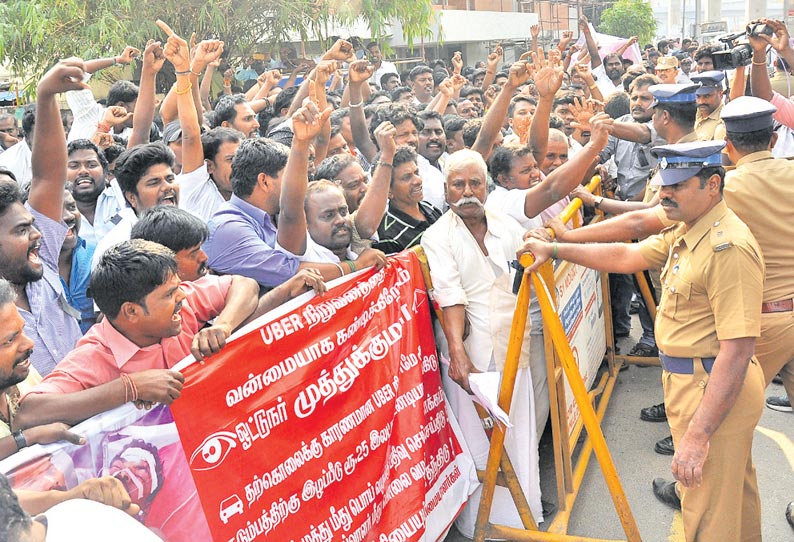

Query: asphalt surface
<box><xmin>445</xmin><ymin>325</ymin><xmax>794</xmax><ymax>542</ymax></box>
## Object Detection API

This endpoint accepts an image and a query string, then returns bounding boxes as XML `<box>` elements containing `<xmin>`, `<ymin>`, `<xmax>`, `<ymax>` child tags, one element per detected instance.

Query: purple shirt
<box><xmin>204</xmin><ymin>194</ymin><xmax>298</xmax><ymax>288</ymax></box>
<box><xmin>23</xmin><ymin>206</ymin><xmax>83</xmax><ymax>376</ymax></box>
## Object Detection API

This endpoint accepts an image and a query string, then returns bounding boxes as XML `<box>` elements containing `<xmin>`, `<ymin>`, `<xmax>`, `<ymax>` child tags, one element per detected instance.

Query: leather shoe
<box><xmin>640</xmin><ymin>402</ymin><xmax>667</xmax><ymax>422</ymax></box>
<box><xmin>786</xmin><ymin>501</ymin><xmax>794</xmax><ymax>530</ymax></box>
<box><xmin>773</xmin><ymin>374</ymin><xmax>784</xmax><ymax>385</ymax></box>
<box><xmin>652</xmin><ymin>478</ymin><xmax>681</xmax><ymax>510</ymax></box>
<box><xmin>655</xmin><ymin>435</ymin><xmax>675</xmax><ymax>455</ymax></box>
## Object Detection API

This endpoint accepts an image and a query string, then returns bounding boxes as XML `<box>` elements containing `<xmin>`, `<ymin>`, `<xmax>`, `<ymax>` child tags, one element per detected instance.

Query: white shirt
<box><xmin>421</xmin><ymin>209</ymin><xmax>532</xmax><ymax>371</ymax></box>
<box><xmin>178</xmin><ymin>163</ymin><xmax>225</xmax><ymax>222</ymax></box>
<box><xmin>485</xmin><ymin>186</ymin><xmax>543</xmax><ymax>230</ymax></box>
<box><xmin>371</xmin><ymin>61</ymin><xmax>398</xmax><ymax>88</ymax></box>
<box><xmin>0</xmin><ymin>139</ymin><xmax>32</xmax><ymax>188</ymax></box>
<box><xmin>90</xmin><ymin>208</ymin><xmax>138</xmax><ymax>270</ymax></box>
<box><xmin>78</xmin><ymin>182</ymin><xmax>127</xmax><ymax>244</ymax></box>
<box><xmin>416</xmin><ymin>154</ymin><xmax>447</xmax><ymax>211</ymax></box>
<box><xmin>65</xmin><ymin>87</ymin><xmax>132</xmax><ymax>142</ymax></box>
<box><xmin>592</xmin><ymin>64</ymin><xmax>624</xmax><ymax>99</ymax></box>
<box><xmin>44</xmin><ymin>499</ymin><xmax>163</xmax><ymax>542</ymax></box>
<box><xmin>275</xmin><ymin>231</ymin><xmax>358</xmax><ymax>263</ymax></box>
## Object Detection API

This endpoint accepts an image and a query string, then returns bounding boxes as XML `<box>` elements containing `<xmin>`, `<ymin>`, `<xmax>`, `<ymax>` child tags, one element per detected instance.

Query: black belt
<box><xmin>659</xmin><ymin>353</ymin><xmax>716</xmax><ymax>374</ymax></box>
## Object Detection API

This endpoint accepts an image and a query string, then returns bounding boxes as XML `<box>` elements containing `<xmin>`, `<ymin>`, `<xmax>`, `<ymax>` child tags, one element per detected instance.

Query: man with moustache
<box><xmin>0</xmin><ymin>60</ymin><xmax>87</xmax><ymax>377</ymax></box>
<box><xmin>0</xmin><ymin>278</ymin><xmax>88</xmax><ymax>461</ymax></box>
<box><xmin>66</xmin><ymin>139</ymin><xmax>127</xmax><ymax>244</ymax></box>
<box><xmin>691</xmin><ymin>71</ymin><xmax>726</xmax><ymax>141</ymax></box>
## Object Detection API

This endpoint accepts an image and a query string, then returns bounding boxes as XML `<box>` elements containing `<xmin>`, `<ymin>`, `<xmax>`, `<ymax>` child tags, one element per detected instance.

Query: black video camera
<box><xmin>711</xmin><ymin>22</ymin><xmax>774</xmax><ymax>70</ymax></box>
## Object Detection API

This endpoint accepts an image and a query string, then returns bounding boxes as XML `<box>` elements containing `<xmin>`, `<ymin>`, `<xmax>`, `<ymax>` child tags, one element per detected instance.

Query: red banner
<box><xmin>171</xmin><ymin>252</ymin><xmax>475</xmax><ymax>542</ymax></box>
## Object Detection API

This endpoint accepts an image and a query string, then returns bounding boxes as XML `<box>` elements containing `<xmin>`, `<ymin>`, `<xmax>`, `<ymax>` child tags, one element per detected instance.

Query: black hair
<box><xmin>0</xmin><ymin>178</ymin><xmax>21</xmax><ymax>216</ymax></box>
<box><xmin>408</xmin><ymin>65</ymin><xmax>433</xmax><ymax>82</ymax></box>
<box><xmin>655</xmin><ymin>102</ymin><xmax>697</xmax><ymax>128</ymax></box>
<box><xmin>67</xmin><ymin>139</ymin><xmax>109</xmax><ymax>172</ymax></box>
<box><xmin>726</xmin><ymin>127</ymin><xmax>775</xmax><ymax>154</ymax></box>
<box><xmin>553</xmin><ymin>93</ymin><xmax>577</xmax><ymax>108</ymax></box>
<box><xmin>389</xmin><ymin>86</ymin><xmax>413</xmax><ymax>102</ymax></box>
<box><xmin>114</xmin><ymin>143</ymin><xmax>175</xmax><ymax>196</ymax></box>
<box><xmin>418</xmin><ymin>109</ymin><xmax>443</xmax><ymax>126</ymax></box>
<box><xmin>273</xmin><ymin>86</ymin><xmax>299</xmax><ymax>116</ymax></box>
<box><xmin>0</xmin><ymin>473</ymin><xmax>30</xmax><ymax>542</ymax></box>
<box><xmin>459</xmin><ymin>86</ymin><xmax>484</xmax><ymax>100</ymax></box>
<box><xmin>111</xmin><ymin>439</ymin><xmax>165</xmax><ymax>506</ymax></box>
<box><xmin>231</xmin><ymin>138</ymin><xmax>289</xmax><ymax>197</ymax></box>
<box><xmin>212</xmin><ymin>94</ymin><xmax>248</xmax><ymax>128</ymax></box>
<box><xmin>694</xmin><ymin>45</ymin><xmax>719</xmax><ymax>63</ymax></box>
<box><xmin>695</xmin><ymin>166</ymin><xmax>726</xmax><ymax>191</ymax></box>
<box><xmin>368</xmin><ymin>103</ymin><xmax>419</xmax><ymax>149</ymax></box>
<box><xmin>366</xmin><ymin>90</ymin><xmax>391</xmax><ymax>105</ymax></box>
<box><xmin>89</xmin><ymin>239</ymin><xmax>178</xmax><ymax>319</ymax></box>
<box><xmin>103</xmin><ymin>144</ymin><xmax>126</xmax><ymax>168</ymax></box>
<box><xmin>391</xmin><ymin>146</ymin><xmax>418</xmax><ymax>185</ymax></box>
<box><xmin>443</xmin><ymin>115</ymin><xmax>467</xmax><ymax>139</ymax></box>
<box><xmin>131</xmin><ymin>206</ymin><xmax>209</xmax><ymax>253</ymax></box>
<box><xmin>628</xmin><ymin>74</ymin><xmax>661</xmax><ymax>94</ymax></box>
<box><xmin>462</xmin><ymin>118</ymin><xmax>482</xmax><ymax>148</ymax></box>
<box><xmin>201</xmin><ymin>127</ymin><xmax>244</xmax><ymax>162</ymax></box>
<box><xmin>604</xmin><ymin>92</ymin><xmax>630</xmax><ymax>119</ymax></box>
<box><xmin>107</xmin><ymin>80</ymin><xmax>140</xmax><ymax>106</ymax></box>
<box><xmin>329</xmin><ymin>107</ymin><xmax>350</xmax><ymax>128</ymax></box>
<box><xmin>315</xmin><ymin>153</ymin><xmax>357</xmax><ymax>181</ymax></box>
<box><xmin>380</xmin><ymin>72</ymin><xmax>399</xmax><ymax>89</ymax></box>
<box><xmin>508</xmin><ymin>95</ymin><xmax>537</xmax><ymax>117</ymax></box>
<box><xmin>488</xmin><ymin>144</ymin><xmax>533</xmax><ymax>184</ymax></box>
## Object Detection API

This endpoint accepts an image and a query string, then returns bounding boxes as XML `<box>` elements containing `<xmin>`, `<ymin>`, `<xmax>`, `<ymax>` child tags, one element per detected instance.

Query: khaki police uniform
<box><xmin>639</xmin><ymin>200</ymin><xmax>765</xmax><ymax>542</ymax></box>
<box><xmin>724</xmin><ymin>150</ymin><xmax>794</xmax><ymax>401</ymax></box>
<box><xmin>694</xmin><ymin>103</ymin><xmax>725</xmax><ymax>141</ymax></box>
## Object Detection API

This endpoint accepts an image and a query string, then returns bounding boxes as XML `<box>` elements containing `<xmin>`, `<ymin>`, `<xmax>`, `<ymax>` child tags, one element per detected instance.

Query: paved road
<box><xmin>445</xmin><ymin>332</ymin><xmax>794</xmax><ymax>541</ymax></box>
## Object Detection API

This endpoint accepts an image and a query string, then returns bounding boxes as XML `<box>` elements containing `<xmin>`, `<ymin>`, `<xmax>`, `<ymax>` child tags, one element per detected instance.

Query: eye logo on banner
<box><xmin>189</xmin><ymin>431</ymin><xmax>238</xmax><ymax>471</ymax></box>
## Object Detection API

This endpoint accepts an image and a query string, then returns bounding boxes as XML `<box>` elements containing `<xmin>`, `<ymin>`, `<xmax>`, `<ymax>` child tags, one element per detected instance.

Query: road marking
<box><xmin>755</xmin><ymin>425</ymin><xmax>794</xmax><ymax>471</ymax></box>
<box><xmin>668</xmin><ymin>510</ymin><xmax>684</xmax><ymax>541</ymax></box>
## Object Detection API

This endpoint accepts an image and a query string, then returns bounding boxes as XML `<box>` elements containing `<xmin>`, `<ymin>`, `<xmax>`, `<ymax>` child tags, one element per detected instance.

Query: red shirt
<box><xmin>26</xmin><ymin>275</ymin><xmax>232</xmax><ymax>395</ymax></box>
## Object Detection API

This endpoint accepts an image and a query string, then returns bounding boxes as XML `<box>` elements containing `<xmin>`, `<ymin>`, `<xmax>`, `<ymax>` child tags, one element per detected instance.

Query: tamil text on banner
<box><xmin>554</xmin><ymin>261</ymin><xmax>607</xmax><ymax>436</ymax></box>
<box><xmin>170</xmin><ymin>252</ymin><xmax>476</xmax><ymax>542</ymax></box>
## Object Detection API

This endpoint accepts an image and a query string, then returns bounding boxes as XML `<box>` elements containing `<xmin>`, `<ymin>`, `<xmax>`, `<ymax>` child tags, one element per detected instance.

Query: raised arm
<box><xmin>277</xmin><ymin>85</ymin><xmax>333</xmax><ymax>255</ymax></box>
<box><xmin>29</xmin><ymin>59</ymin><xmax>88</xmax><ymax>220</ymax></box>
<box><xmin>481</xmin><ymin>45</ymin><xmax>503</xmax><ymax>90</ymax></box>
<box><xmin>355</xmin><ymin>121</ymin><xmax>396</xmax><ymax>237</ymax></box>
<box><xmin>472</xmin><ymin>61</ymin><xmax>534</xmax><ymax>160</ymax></box>
<box><xmin>579</xmin><ymin>15</ymin><xmax>602</xmax><ymax>69</ymax></box>
<box><xmin>128</xmin><ymin>40</ymin><xmax>165</xmax><ymax>148</ymax></box>
<box><xmin>529</xmin><ymin>48</ymin><xmax>565</xmax><ymax>163</ymax></box>
<box><xmin>523</xmin><ymin>113</ymin><xmax>611</xmax><ymax>218</ymax></box>
<box><xmin>83</xmin><ymin>46</ymin><xmax>140</xmax><ymax>74</ymax></box>
<box><xmin>189</xmin><ymin>37</ymin><xmax>225</xmax><ymax>126</ymax></box>
<box><xmin>348</xmin><ymin>60</ymin><xmax>379</xmax><ymax>162</ymax></box>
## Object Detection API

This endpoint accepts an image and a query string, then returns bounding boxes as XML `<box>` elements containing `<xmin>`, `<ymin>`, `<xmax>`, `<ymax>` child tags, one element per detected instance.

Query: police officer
<box><xmin>722</xmin><ymin>96</ymin><xmax>794</xmax><ymax>410</ymax></box>
<box><xmin>519</xmin><ymin>140</ymin><xmax>765</xmax><ymax>542</ymax></box>
<box><xmin>691</xmin><ymin>71</ymin><xmax>726</xmax><ymax>141</ymax></box>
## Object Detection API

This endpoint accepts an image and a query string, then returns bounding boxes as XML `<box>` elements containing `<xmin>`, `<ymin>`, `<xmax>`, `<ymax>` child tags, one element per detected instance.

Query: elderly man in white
<box><xmin>421</xmin><ymin>149</ymin><xmax>543</xmax><ymax>536</ymax></box>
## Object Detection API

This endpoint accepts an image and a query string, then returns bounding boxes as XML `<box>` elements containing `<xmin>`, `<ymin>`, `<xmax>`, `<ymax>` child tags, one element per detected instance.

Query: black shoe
<box><xmin>628</xmin><ymin>342</ymin><xmax>658</xmax><ymax>358</ymax></box>
<box><xmin>786</xmin><ymin>501</ymin><xmax>794</xmax><ymax>530</ymax></box>
<box><xmin>652</xmin><ymin>478</ymin><xmax>681</xmax><ymax>510</ymax></box>
<box><xmin>614</xmin><ymin>330</ymin><xmax>630</xmax><ymax>339</ymax></box>
<box><xmin>630</xmin><ymin>299</ymin><xmax>640</xmax><ymax>314</ymax></box>
<box><xmin>655</xmin><ymin>435</ymin><xmax>675</xmax><ymax>455</ymax></box>
<box><xmin>773</xmin><ymin>374</ymin><xmax>784</xmax><ymax>385</ymax></box>
<box><xmin>640</xmin><ymin>402</ymin><xmax>667</xmax><ymax>422</ymax></box>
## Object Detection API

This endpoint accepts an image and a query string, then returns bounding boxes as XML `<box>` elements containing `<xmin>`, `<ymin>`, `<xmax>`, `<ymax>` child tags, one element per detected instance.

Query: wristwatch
<box><xmin>12</xmin><ymin>430</ymin><xmax>27</xmax><ymax>451</ymax></box>
<box><xmin>593</xmin><ymin>195</ymin><xmax>603</xmax><ymax>209</ymax></box>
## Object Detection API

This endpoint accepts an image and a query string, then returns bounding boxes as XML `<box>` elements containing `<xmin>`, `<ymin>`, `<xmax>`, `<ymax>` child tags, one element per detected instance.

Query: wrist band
<box><xmin>111</xmin><ymin>56</ymin><xmax>119</xmax><ymax>66</ymax></box>
<box><xmin>551</xmin><ymin>240</ymin><xmax>558</xmax><ymax>260</ymax></box>
<box><xmin>175</xmin><ymin>70</ymin><xmax>191</xmax><ymax>76</ymax></box>
<box><xmin>97</xmin><ymin>122</ymin><xmax>111</xmax><ymax>133</ymax></box>
<box><xmin>752</xmin><ymin>59</ymin><xmax>767</xmax><ymax>66</ymax></box>
<box><xmin>378</xmin><ymin>162</ymin><xmax>393</xmax><ymax>168</ymax></box>
<box><xmin>348</xmin><ymin>101</ymin><xmax>363</xmax><ymax>108</ymax></box>
<box><xmin>191</xmin><ymin>70</ymin><xmax>202</xmax><ymax>77</ymax></box>
<box><xmin>175</xmin><ymin>83</ymin><xmax>193</xmax><ymax>95</ymax></box>
<box><xmin>12</xmin><ymin>430</ymin><xmax>27</xmax><ymax>451</ymax></box>
<box><xmin>589</xmin><ymin>83</ymin><xmax>598</xmax><ymax>90</ymax></box>
<box><xmin>345</xmin><ymin>260</ymin><xmax>357</xmax><ymax>273</ymax></box>
<box><xmin>333</xmin><ymin>262</ymin><xmax>345</xmax><ymax>277</ymax></box>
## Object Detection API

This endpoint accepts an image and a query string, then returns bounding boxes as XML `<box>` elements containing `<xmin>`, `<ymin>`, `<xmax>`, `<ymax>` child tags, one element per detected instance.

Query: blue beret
<box><xmin>650</xmin><ymin>141</ymin><xmax>726</xmax><ymax>186</ymax></box>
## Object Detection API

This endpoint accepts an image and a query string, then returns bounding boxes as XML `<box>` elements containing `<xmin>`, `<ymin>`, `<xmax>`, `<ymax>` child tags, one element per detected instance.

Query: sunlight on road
<box><xmin>755</xmin><ymin>425</ymin><xmax>794</xmax><ymax>471</ymax></box>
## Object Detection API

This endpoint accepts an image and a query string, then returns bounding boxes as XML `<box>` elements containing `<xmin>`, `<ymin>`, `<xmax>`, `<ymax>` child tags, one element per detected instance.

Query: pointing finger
<box><xmin>156</xmin><ymin>20</ymin><xmax>176</xmax><ymax>37</ymax></box>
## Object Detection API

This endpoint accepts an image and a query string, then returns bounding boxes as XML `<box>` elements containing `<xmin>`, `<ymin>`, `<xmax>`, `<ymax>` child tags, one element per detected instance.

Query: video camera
<box><xmin>711</xmin><ymin>22</ymin><xmax>773</xmax><ymax>70</ymax></box>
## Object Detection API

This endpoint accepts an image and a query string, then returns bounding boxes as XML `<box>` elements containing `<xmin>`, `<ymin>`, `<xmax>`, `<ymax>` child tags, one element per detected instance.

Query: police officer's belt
<box><xmin>659</xmin><ymin>353</ymin><xmax>716</xmax><ymax>374</ymax></box>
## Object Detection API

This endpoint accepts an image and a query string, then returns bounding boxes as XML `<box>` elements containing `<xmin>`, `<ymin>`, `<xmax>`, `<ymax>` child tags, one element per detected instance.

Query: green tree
<box><xmin>598</xmin><ymin>0</ymin><xmax>657</xmax><ymax>45</ymax></box>
<box><xmin>0</xmin><ymin>0</ymin><xmax>435</xmax><ymax>96</ymax></box>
